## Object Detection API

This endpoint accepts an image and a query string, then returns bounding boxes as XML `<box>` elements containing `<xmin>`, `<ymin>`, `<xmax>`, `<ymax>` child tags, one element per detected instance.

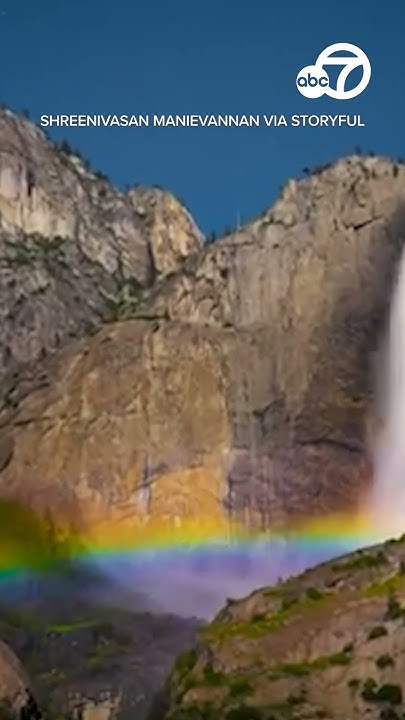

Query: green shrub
<box><xmin>368</xmin><ymin>625</ymin><xmax>388</xmax><ymax>640</ymax></box>
<box><xmin>225</xmin><ymin>707</ymin><xmax>262</xmax><ymax>720</ymax></box>
<box><xmin>206</xmin><ymin>232</ymin><xmax>217</xmax><ymax>245</ymax></box>
<box><xmin>286</xmin><ymin>692</ymin><xmax>305</xmax><ymax>706</ymax></box>
<box><xmin>86</xmin><ymin>643</ymin><xmax>122</xmax><ymax>672</ymax></box>
<box><xmin>251</xmin><ymin>613</ymin><xmax>266</xmax><ymax>623</ymax></box>
<box><xmin>379</xmin><ymin>708</ymin><xmax>401</xmax><ymax>720</ymax></box>
<box><xmin>361</xmin><ymin>679</ymin><xmax>403</xmax><ymax>705</ymax></box>
<box><xmin>375</xmin><ymin>684</ymin><xmax>402</xmax><ymax>705</ymax></box>
<box><xmin>57</xmin><ymin>139</ymin><xmax>74</xmax><ymax>155</ymax></box>
<box><xmin>384</xmin><ymin>594</ymin><xmax>403</xmax><ymax>621</ymax></box>
<box><xmin>5</xmin><ymin>233</ymin><xmax>65</xmax><ymax>270</ymax></box>
<box><xmin>277</xmin><ymin>662</ymin><xmax>310</xmax><ymax>677</ymax></box>
<box><xmin>203</xmin><ymin>664</ymin><xmax>226</xmax><ymax>686</ymax></box>
<box><xmin>306</xmin><ymin>587</ymin><xmax>324</xmax><ymax>601</ymax></box>
<box><xmin>40</xmin><ymin>668</ymin><xmax>65</xmax><ymax>685</ymax></box>
<box><xmin>102</xmin><ymin>280</ymin><xmax>144</xmax><ymax>321</ymax></box>
<box><xmin>335</xmin><ymin>551</ymin><xmax>387</xmax><ymax>571</ymax></box>
<box><xmin>280</xmin><ymin>595</ymin><xmax>299</xmax><ymax>612</ymax></box>
<box><xmin>174</xmin><ymin>649</ymin><xmax>197</xmax><ymax>678</ymax></box>
<box><xmin>326</xmin><ymin>650</ymin><xmax>353</xmax><ymax>666</ymax></box>
<box><xmin>94</xmin><ymin>169</ymin><xmax>109</xmax><ymax>182</ymax></box>
<box><xmin>93</xmin><ymin>621</ymin><xmax>132</xmax><ymax>646</ymax></box>
<box><xmin>275</xmin><ymin>648</ymin><xmax>352</xmax><ymax>679</ymax></box>
<box><xmin>167</xmin><ymin>704</ymin><xmax>215</xmax><ymax>720</ymax></box>
<box><xmin>228</xmin><ymin>678</ymin><xmax>253</xmax><ymax>699</ymax></box>
<box><xmin>361</xmin><ymin>678</ymin><xmax>377</xmax><ymax>702</ymax></box>
<box><xmin>343</xmin><ymin>642</ymin><xmax>354</xmax><ymax>653</ymax></box>
<box><xmin>366</xmin><ymin>576</ymin><xmax>403</xmax><ymax>597</ymax></box>
<box><xmin>376</xmin><ymin>654</ymin><xmax>395</xmax><ymax>669</ymax></box>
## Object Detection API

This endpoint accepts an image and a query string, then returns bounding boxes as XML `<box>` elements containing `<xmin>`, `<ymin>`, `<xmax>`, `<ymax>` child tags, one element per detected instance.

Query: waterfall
<box><xmin>371</xmin><ymin>246</ymin><xmax>405</xmax><ymax>538</ymax></box>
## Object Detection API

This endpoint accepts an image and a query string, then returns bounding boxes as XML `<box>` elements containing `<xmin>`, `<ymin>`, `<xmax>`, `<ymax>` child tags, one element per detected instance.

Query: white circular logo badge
<box><xmin>296</xmin><ymin>42</ymin><xmax>371</xmax><ymax>100</ymax></box>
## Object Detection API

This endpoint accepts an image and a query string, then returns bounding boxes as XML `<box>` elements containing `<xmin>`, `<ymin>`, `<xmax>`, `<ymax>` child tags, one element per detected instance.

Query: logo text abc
<box><xmin>297</xmin><ymin>72</ymin><xmax>329</xmax><ymax>89</ymax></box>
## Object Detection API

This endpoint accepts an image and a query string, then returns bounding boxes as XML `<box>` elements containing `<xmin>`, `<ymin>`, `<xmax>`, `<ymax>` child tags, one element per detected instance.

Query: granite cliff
<box><xmin>0</xmin><ymin>636</ymin><xmax>42</xmax><ymax>720</ymax></box>
<box><xmin>0</xmin><ymin>113</ymin><xmax>404</xmax><ymax>535</ymax></box>
<box><xmin>0</xmin><ymin>108</ymin><xmax>203</xmax><ymax>383</ymax></box>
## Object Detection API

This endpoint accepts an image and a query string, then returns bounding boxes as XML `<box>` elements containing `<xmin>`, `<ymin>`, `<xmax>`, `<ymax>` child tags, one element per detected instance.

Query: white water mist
<box><xmin>372</xmin><ymin>246</ymin><xmax>405</xmax><ymax>537</ymax></box>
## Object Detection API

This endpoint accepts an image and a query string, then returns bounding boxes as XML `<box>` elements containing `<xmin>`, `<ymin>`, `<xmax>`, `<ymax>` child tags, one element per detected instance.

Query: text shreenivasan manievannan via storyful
<box><xmin>39</xmin><ymin>113</ymin><xmax>366</xmax><ymax>128</ymax></box>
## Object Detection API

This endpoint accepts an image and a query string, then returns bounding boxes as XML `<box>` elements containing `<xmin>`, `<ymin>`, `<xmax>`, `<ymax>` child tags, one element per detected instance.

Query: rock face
<box><xmin>0</xmin><ymin>109</ymin><xmax>203</xmax><ymax>382</ymax></box>
<box><xmin>0</xmin><ymin>638</ymin><xmax>42</xmax><ymax>719</ymax></box>
<box><xmin>158</xmin><ymin>536</ymin><xmax>405</xmax><ymax>720</ymax></box>
<box><xmin>128</xmin><ymin>186</ymin><xmax>204</xmax><ymax>277</ymax></box>
<box><xmin>0</xmin><ymin>320</ymin><xmax>232</xmax><ymax>532</ymax></box>
<box><xmin>0</xmin><ymin>111</ymin><xmax>405</xmax><ymax>536</ymax></box>
<box><xmin>0</xmin><ymin>138</ymin><xmax>404</xmax><ymax>535</ymax></box>
<box><xmin>0</xmin><ymin>584</ymin><xmax>201</xmax><ymax>720</ymax></box>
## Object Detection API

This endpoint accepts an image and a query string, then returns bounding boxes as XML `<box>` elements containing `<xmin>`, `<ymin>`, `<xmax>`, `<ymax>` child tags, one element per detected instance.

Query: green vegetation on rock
<box><xmin>305</xmin><ymin>587</ymin><xmax>325</xmax><ymax>601</ymax></box>
<box><xmin>375</xmin><ymin>654</ymin><xmax>395</xmax><ymax>670</ymax></box>
<box><xmin>5</xmin><ymin>233</ymin><xmax>66</xmax><ymax>270</ymax></box>
<box><xmin>271</xmin><ymin>647</ymin><xmax>353</xmax><ymax>679</ymax></box>
<box><xmin>102</xmin><ymin>279</ymin><xmax>144</xmax><ymax>321</ymax></box>
<box><xmin>173</xmin><ymin>649</ymin><xmax>198</xmax><ymax>679</ymax></box>
<box><xmin>368</xmin><ymin>625</ymin><xmax>389</xmax><ymax>641</ymax></box>
<box><xmin>366</xmin><ymin>576</ymin><xmax>404</xmax><ymax>597</ymax></box>
<box><xmin>201</xmin><ymin>588</ymin><xmax>331</xmax><ymax>642</ymax></box>
<box><xmin>332</xmin><ymin>550</ymin><xmax>387</xmax><ymax>572</ymax></box>
<box><xmin>47</xmin><ymin>620</ymin><xmax>98</xmax><ymax>634</ymax></box>
<box><xmin>384</xmin><ymin>594</ymin><xmax>404</xmax><ymax>621</ymax></box>
<box><xmin>361</xmin><ymin>679</ymin><xmax>403</xmax><ymax>705</ymax></box>
<box><xmin>225</xmin><ymin>707</ymin><xmax>262</xmax><ymax>720</ymax></box>
<box><xmin>166</xmin><ymin>704</ymin><xmax>216</xmax><ymax>720</ymax></box>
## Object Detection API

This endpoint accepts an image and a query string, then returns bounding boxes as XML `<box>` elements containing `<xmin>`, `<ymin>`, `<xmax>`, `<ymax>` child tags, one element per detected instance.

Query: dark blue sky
<box><xmin>0</xmin><ymin>0</ymin><xmax>404</xmax><ymax>234</ymax></box>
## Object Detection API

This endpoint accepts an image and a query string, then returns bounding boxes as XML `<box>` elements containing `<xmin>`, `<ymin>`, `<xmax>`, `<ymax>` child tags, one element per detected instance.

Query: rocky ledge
<box><xmin>158</xmin><ymin>536</ymin><xmax>405</xmax><ymax>720</ymax></box>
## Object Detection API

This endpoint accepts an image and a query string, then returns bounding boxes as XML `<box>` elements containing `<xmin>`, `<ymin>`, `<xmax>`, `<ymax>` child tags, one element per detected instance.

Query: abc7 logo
<box><xmin>296</xmin><ymin>42</ymin><xmax>371</xmax><ymax>100</ymax></box>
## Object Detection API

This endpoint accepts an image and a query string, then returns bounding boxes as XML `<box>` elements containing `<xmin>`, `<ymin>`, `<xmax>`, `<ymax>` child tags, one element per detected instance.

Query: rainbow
<box><xmin>0</xmin><ymin>507</ymin><xmax>387</xmax><ymax>586</ymax></box>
